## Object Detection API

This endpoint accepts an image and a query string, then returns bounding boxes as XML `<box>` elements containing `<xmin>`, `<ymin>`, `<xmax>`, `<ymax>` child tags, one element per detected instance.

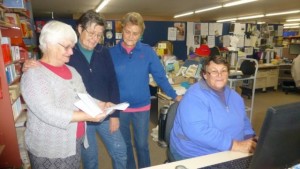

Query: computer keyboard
<box><xmin>199</xmin><ymin>155</ymin><xmax>253</xmax><ymax>169</ymax></box>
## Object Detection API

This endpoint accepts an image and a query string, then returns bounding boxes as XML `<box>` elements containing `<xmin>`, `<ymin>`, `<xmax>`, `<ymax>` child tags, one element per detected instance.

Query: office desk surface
<box><xmin>143</xmin><ymin>151</ymin><xmax>251</xmax><ymax>169</ymax></box>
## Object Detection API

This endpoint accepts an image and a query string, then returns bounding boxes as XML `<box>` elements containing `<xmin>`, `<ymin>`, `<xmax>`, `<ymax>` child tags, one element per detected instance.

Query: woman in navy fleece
<box><xmin>170</xmin><ymin>56</ymin><xmax>257</xmax><ymax>161</ymax></box>
<box><xmin>109</xmin><ymin>12</ymin><xmax>182</xmax><ymax>169</ymax></box>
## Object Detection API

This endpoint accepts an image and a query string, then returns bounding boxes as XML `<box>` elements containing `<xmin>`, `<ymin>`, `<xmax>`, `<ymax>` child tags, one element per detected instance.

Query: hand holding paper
<box><xmin>105</xmin><ymin>102</ymin><xmax>130</xmax><ymax>115</ymax></box>
<box><xmin>74</xmin><ymin>93</ymin><xmax>103</xmax><ymax>117</ymax></box>
<box><xmin>74</xmin><ymin>93</ymin><xmax>129</xmax><ymax>117</ymax></box>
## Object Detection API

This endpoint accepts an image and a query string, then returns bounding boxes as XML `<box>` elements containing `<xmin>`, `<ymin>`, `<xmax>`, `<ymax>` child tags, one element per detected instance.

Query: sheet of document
<box><xmin>106</xmin><ymin>102</ymin><xmax>130</xmax><ymax>115</ymax></box>
<box><xmin>74</xmin><ymin>93</ymin><xmax>130</xmax><ymax>117</ymax></box>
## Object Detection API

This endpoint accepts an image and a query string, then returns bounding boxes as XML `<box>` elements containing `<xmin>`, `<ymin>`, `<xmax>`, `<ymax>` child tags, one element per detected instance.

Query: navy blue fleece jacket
<box><xmin>68</xmin><ymin>43</ymin><xmax>120</xmax><ymax>120</ymax></box>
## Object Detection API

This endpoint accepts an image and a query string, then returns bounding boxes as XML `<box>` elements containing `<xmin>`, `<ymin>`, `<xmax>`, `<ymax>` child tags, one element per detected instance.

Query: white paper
<box><xmin>105</xmin><ymin>102</ymin><xmax>130</xmax><ymax>115</ymax></box>
<box><xmin>223</xmin><ymin>35</ymin><xmax>230</xmax><ymax>47</ymax></box>
<box><xmin>207</xmin><ymin>35</ymin><xmax>215</xmax><ymax>48</ymax></box>
<box><xmin>201</xmin><ymin>23</ymin><xmax>209</xmax><ymax>36</ymax></box>
<box><xmin>209</xmin><ymin>23</ymin><xmax>223</xmax><ymax>36</ymax></box>
<box><xmin>168</xmin><ymin>27</ymin><xmax>177</xmax><ymax>41</ymax></box>
<box><xmin>74</xmin><ymin>93</ymin><xmax>130</xmax><ymax>117</ymax></box>
<box><xmin>74</xmin><ymin>93</ymin><xmax>103</xmax><ymax>117</ymax></box>
<box><xmin>277</xmin><ymin>26</ymin><xmax>283</xmax><ymax>36</ymax></box>
<box><xmin>186</xmin><ymin>22</ymin><xmax>194</xmax><ymax>46</ymax></box>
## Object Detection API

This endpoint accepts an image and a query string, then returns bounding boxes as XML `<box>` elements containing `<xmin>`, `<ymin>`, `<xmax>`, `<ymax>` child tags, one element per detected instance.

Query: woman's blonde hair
<box><xmin>122</xmin><ymin>12</ymin><xmax>145</xmax><ymax>34</ymax></box>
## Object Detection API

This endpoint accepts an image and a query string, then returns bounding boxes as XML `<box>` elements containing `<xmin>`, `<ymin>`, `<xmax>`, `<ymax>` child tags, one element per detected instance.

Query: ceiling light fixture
<box><xmin>95</xmin><ymin>0</ymin><xmax>111</xmax><ymax>12</ymax></box>
<box><xmin>223</xmin><ymin>0</ymin><xmax>257</xmax><ymax>7</ymax></box>
<box><xmin>216</xmin><ymin>18</ymin><xmax>237</xmax><ymax>22</ymax></box>
<box><xmin>283</xmin><ymin>23</ymin><xmax>300</xmax><ymax>26</ymax></box>
<box><xmin>286</xmin><ymin>18</ymin><xmax>300</xmax><ymax>22</ymax></box>
<box><xmin>266</xmin><ymin>10</ymin><xmax>300</xmax><ymax>16</ymax></box>
<box><xmin>238</xmin><ymin>14</ymin><xmax>264</xmax><ymax>20</ymax></box>
<box><xmin>195</xmin><ymin>6</ymin><xmax>222</xmax><ymax>13</ymax></box>
<box><xmin>284</xmin><ymin>26</ymin><xmax>300</xmax><ymax>29</ymax></box>
<box><xmin>257</xmin><ymin>22</ymin><xmax>265</xmax><ymax>24</ymax></box>
<box><xmin>174</xmin><ymin>12</ymin><xmax>194</xmax><ymax>18</ymax></box>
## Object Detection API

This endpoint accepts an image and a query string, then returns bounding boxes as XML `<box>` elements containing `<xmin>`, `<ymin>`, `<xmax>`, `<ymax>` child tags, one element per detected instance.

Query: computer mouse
<box><xmin>175</xmin><ymin>165</ymin><xmax>188</xmax><ymax>169</ymax></box>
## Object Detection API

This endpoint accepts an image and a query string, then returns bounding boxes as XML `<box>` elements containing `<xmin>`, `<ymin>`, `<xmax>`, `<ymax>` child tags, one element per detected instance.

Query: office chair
<box><xmin>281</xmin><ymin>70</ymin><xmax>297</xmax><ymax>94</ymax></box>
<box><xmin>239</xmin><ymin>59</ymin><xmax>257</xmax><ymax>99</ymax></box>
<box><xmin>163</xmin><ymin>101</ymin><xmax>180</xmax><ymax>163</ymax></box>
<box><xmin>209</xmin><ymin>46</ymin><xmax>220</xmax><ymax>57</ymax></box>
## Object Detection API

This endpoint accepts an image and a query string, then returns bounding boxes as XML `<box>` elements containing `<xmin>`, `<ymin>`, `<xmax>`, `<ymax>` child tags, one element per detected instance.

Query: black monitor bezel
<box><xmin>250</xmin><ymin>102</ymin><xmax>300</xmax><ymax>169</ymax></box>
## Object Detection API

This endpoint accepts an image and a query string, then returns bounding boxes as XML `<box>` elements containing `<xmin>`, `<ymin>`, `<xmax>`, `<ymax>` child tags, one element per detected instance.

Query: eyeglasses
<box><xmin>207</xmin><ymin>70</ymin><xmax>228</xmax><ymax>77</ymax></box>
<box><xmin>84</xmin><ymin>29</ymin><xmax>102</xmax><ymax>39</ymax></box>
<box><xmin>57</xmin><ymin>43</ymin><xmax>74</xmax><ymax>51</ymax></box>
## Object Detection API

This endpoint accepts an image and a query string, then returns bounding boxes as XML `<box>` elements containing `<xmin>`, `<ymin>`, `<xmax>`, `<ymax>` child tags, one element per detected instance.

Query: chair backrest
<box><xmin>209</xmin><ymin>46</ymin><xmax>220</xmax><ymax>57</ymax></box>
<box><xmin>164</xmin><ymin>101</ymin><xmax>180</xmax><ymax>145</ymax></box>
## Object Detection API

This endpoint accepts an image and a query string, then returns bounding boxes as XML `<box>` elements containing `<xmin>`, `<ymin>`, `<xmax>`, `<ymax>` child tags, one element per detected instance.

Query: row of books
<box><xmin>2</xmin><ymin>36</ymin><xmax>28</xmax><ymax>64</ymax></box>
<box><xmin>5</xmin><ymin>63</ymin><xmax>21</xmax><ymax>84</ymax></box>
<box><xmin>9</xmin><ymin>83</ymin><xmax>20</xmax><ymax>103</ymax></box>
<box><xmin>12</xmin><ymin>96</ymin><xmax>22</xmax><ymax>120</ymax></box>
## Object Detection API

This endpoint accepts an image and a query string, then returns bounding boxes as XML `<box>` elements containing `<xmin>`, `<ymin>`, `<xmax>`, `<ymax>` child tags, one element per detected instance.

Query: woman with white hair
<box><xmin>21</xmin><ymin>20</ymin><xmax>107</xmax><ymax>169</ymax></box>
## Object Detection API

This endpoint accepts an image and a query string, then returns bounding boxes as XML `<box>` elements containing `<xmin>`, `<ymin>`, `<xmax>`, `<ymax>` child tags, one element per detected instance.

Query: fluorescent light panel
<box><xmin>223</xmin><ymin>0</ymin><xmax>257</xmax><ymax>7</ymax></box>
<box><xmin>286</xmin><ymin>18</ymin><xmax>300</xmax><ymax>22</ymax></box>
<box><xmin>195</xmin><ymin>6</ymin><xmax>222</xmax><ymax>13</ymax></box>
<box><xmin>238</xmin><ymin>14</ymin><xmax>264</xmax><ymax>20</ymax></box>
<box><xmin>174</xmin><ymin>12</ymin><xmax>194</xmax><ymax>18</ymax></box>
<box><xmin>257</xmin><ymin>22</ymin><xmax>265</xmax><ymax>24</ymax></box>
<box><xmin>283</xmin><ymin>23</ymin><xmax>300</xmax><ymax>26</ymax></box>
<box><xmin>217</xmin><ymin>18</ymin><xmax>237</xmax><ymax>22</ymax></box>
<box><xmin>284</xmin><ymin>26</ymin><xmax>300</xmax><ymax>29</ymax></box>
<box><xmin>266</xmin><ymin>10</ymin><xmax>300</xmax><ymax>16</ymax></box>
<box><xmin>95</xmin><ymin>0</ymin><xmax>110</xmax><ymax>12</ymax></box>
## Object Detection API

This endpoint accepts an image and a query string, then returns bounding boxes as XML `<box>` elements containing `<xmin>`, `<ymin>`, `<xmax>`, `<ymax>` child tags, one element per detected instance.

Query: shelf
<box><xmin>11</xmin><ymin>93</ymin><xmax>21</xmax><ymax>105</ymax></box>
<box><xmin>14</xmin><ymin>104</ymin><xmax>27</xmax><ymax>123</ymax></box>
<box><xmin>0</xmin><ymin>0</ymin><xmax>34</xmax><ymax>167</ymax></box>
<box><xmin>8</xmin><ymin>76</ymin><xmax>21</xmax><ymax>86</ymax></box>
<box><xmin>4</xmin><ymin>59</ymin><xmax>24</xmax><ymax>67</ymax></box>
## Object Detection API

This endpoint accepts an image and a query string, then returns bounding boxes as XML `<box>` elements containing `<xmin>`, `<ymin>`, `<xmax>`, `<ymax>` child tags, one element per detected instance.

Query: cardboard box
<box><xmin>156</xmin><ymin>41</ymin><xmax>173</xmax><ymax>56</ymax></box>
<box><xmin>5</xmin><ymin>13</ymin><xmax>21</xmax><ymax>27</ymax></box>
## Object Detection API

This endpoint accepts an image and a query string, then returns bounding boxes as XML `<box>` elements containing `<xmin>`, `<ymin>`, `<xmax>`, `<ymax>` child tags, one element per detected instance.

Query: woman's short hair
<box><xmin>77</xmin><ymin>9</ymin><xmax>106</xmax><ymax>30</ymax></box>
<box><xmin>122</xmin><ymin>12</ymin><xmax>145</xmax><ymax>34</ymax></box>
<box><xmin>39</xmin><ymin>20</ymin><xmax>77</xmax><ymax>53</ymax></box>
<box><xmin>200</xmin><ymin>55</ymin><xmax>229</xmax><ymax>79</ymax></box>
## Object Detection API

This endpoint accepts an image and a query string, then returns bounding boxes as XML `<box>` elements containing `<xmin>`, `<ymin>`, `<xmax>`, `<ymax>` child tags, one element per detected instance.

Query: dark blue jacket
<box><xmin>68</xmin><ymin>43</ymin><xmax>120</xmax><ymax>120</ymax></box>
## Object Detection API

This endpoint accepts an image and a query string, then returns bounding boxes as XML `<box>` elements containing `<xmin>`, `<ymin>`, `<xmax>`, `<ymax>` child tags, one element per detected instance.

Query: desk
<box><xmin>255</xmin><ymin>64</ymin><xmax>279</xmax><ymax>91</ymax></box>
<box><xmin>143</xmin><ymin>151</ymin><xmax>251</xmax><ymax>169</ymax></box>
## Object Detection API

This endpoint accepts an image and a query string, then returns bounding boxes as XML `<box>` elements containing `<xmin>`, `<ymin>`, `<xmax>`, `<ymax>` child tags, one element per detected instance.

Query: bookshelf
<box><xmin>0</xmin><ymin>0</ymin><xmax>36</xmax><ymax>168</ymax></box>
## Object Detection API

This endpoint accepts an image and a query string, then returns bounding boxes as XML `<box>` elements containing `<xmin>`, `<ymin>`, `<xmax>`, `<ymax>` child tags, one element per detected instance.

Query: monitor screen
<box><xmin>250</xmin><ymin>102</ymin><xmax>300</xmax><ymax>169</ymax></box>
<box><xmin>289</xmin><ymin>44</ymin><xmax>300</xmax><ymax>55</ymax></box>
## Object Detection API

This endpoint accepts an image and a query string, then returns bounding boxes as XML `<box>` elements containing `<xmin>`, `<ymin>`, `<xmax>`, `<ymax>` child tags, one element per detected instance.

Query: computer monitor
<box><xmin>289</xmin><ymin>44</ymin><xmax>300</xmax><ymax>55</ymax></box>
<box><xmin>249</xmin><ymin>102</ymin><xmax>300</xmax><ymax>169</ymax></box>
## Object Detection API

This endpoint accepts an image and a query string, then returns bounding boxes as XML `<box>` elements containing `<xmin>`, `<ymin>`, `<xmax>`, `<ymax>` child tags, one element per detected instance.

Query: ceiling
<box><xmin>31</xmin><ymin>0</ymin><xmax>300</xmax><ymax>24</ymax></box>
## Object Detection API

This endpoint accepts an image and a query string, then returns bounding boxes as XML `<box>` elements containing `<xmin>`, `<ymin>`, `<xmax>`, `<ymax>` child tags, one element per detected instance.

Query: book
<box><xmin>74</xmin><ymin>93</ymin><xmax>129</xmax><ymax>117</ymax></box>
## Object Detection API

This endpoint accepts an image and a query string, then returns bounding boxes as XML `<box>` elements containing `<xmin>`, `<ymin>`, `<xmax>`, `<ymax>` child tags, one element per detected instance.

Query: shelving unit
<box><xmin>0</xmin><ymin>0</ymin><xmax>36</xmax><ymax>168</ymax></box>
<box><xmin>0</xmin><ymin>41</ymin><xmax>23</xmax><ymax>168</ymax></box>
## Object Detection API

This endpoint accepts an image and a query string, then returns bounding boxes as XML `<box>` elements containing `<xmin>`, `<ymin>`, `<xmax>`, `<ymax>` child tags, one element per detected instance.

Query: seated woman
<box><xmin>170</xmin><ymin>55</ymin><xmax>257</xmax><ymax>161</ymax></box>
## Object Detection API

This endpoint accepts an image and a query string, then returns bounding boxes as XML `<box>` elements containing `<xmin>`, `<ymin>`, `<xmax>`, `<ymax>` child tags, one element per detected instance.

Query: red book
<box><xmin>1</xmin><ymin>37</ymin><xmax>12</xmax><ymax>64</ymax></box>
